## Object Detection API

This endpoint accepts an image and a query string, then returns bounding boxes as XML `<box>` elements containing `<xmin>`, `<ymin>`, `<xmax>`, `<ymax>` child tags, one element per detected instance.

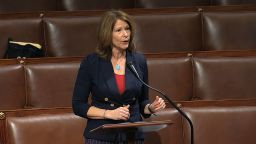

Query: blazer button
<box><xmin>104</xmin><ymin>98</ymin><xmax>109</xmax><ymax>101</ymax></box>
<box><xmin>110</xmin><ymin>104</ymin><xmax>114</xmax><ymax>107</ymax></box>
<box><xmin>132</xmin><ymin>97</ymin><xmax>136</xmax><ymax>101</ymax></box>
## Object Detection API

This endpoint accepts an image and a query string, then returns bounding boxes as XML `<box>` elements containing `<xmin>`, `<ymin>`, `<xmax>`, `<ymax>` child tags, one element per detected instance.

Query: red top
<box><xmin>115</xmin><ymin>74</ymin><xmax>126</xmax><ymax>95</ymax></box>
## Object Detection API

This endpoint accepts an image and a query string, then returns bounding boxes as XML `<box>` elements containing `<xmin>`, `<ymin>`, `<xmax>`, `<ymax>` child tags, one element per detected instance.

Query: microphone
<box><xmin>127</xmin><ymin>61</ymin><xmax>194</xmax><ymax>144</ymax></box>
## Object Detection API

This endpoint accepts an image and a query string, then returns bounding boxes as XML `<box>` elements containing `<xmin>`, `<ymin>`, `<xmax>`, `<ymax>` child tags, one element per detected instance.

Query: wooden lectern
<box><xmin>90</xmin><ymin>120</ymin><xmax>173</xmax><ymax>144</ymax></box>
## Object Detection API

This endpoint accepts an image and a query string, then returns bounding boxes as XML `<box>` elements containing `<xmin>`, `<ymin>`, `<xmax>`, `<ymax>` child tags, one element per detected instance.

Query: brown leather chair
<box><xmin>147</xmin><ymin>54</ymin><xmax>193</xmax><ymax>102</ymax></box>
<box><xmin>193</xmin><ymin>55</ymin><xmax>256</xmax><ymax>100</ymax></box>
<box><xmin>181</xmin><ymin>100</ymin><xmax>256</xmax><ymax>144</ymax></box>
<box><xmin>24</xmin><ymin>57</ymin><xmax>82</xmax><ymax>108</ymax></box>
<box><xmin>2</xmin><ymin>108</ymin><xmax>85</xmax><ymax>144</ymax></box>
<box><xmin>0</xmin><ymin>59</ymin><xmax>26</xmax><ymax>110</ymax></box>
<box><xmin>44</xmin><ymin>16</ymin><xmax>100</xmax><ymax>57</ymax></box>
<box><xmin>203</xmin><ymin>12</ymin><xmax>256</xmax><ymax>51</ymax></box>
<box><xmin>134</xmin><ymin>12</ymin><xmax>202</xmax><ymax>53</ymax></box>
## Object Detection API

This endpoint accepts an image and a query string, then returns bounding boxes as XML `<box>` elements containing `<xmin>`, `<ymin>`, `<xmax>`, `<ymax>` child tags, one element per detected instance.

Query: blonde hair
<box><xmin>96</xmin><ymin>10</ymin><xmax>135</xmax><ymax>59</ymax></box>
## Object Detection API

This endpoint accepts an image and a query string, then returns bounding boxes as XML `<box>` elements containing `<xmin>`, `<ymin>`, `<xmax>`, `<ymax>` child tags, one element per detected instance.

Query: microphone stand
<box><xmin>127</xmin><ymin>62</ymin><xmax>194</xmax><ymax>144</ymax></box>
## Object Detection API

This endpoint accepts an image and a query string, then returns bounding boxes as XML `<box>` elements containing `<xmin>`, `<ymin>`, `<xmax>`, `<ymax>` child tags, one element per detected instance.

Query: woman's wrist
<box><xmin>148</xmin><ymin>103</ymin><xmax>155</xmax><ymax>114</ymax></box>
<box><xmin>103</xmin><ymin>109</ymin><xmax>108</xmax><ymax>119</ymax></box>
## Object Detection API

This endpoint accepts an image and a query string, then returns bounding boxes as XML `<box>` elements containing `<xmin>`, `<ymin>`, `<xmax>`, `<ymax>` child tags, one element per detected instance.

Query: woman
<box><xmin>72</xmin><ymin>10</ymin><xmax>166</xmax><ymax>144</ymax></box>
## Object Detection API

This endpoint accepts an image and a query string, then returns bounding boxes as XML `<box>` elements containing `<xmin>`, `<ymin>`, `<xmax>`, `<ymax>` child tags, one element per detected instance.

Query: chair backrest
<box><xmin>147</xmin><ymin>54</ymin><xmax>193</xmax><ymax>101</ymax></box>
<box><xmin>134</xmin><ymin>12</ymin><xmax>202</xmax><ymax>53</ymax></box>
<box><xmin>203</xmin><ymin>12</ymin><xmax>256</xmax><ymax>51</ymax></box>
<box><xmin>193</xmin><ymin>55</ymin><xmax>256</xmax><ymax>100</ymax></box>
<box><xmin>24</xmin><ymin>57</ymin><xmax>82</xmax><ymax>108</ymax></box>
<box><xmin>44</xmin><ymin>16</ymin><xmax>100</xmax><ymax>57</ymax></box>
<box><xmin>181</xmin><ymin>100</ymin><xmax>256</xmax><ymax>144</ymax></box>
<box><xmin>0</xmin><ymin>59</ymin><xmax>26</xmax><ymax>110</ymax></box>
<box><xmin>4</xmin><ymin>108</ymin><xmax>85</xmax><ymax>144</ymax></box>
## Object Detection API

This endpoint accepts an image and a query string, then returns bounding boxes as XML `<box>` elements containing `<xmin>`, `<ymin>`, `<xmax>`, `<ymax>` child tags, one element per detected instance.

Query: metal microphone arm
<box><xmin>127</xmin><ymin>62</ymin><xmax>194</xmax><ymax>144</ymax></box>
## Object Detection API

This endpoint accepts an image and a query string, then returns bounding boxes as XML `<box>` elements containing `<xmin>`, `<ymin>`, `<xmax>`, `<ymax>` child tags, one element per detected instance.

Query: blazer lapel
<box><xmin>101</xmin><ymin>58</ymin><xmax>123</xmax><ymax>106</ymax></box>
<box><xmin>125</xmin><ymin>51</ymin><xmax>135</xmax><ymax>94</ymax></box>
<box><xmin>101</xmin><ymin>51</ymin><xmax>138</xmax><ymax>106</ymax></box>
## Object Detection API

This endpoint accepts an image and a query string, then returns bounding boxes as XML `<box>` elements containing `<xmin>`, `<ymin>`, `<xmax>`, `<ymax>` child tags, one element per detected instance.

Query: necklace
<box><xmin>116</xmin><ymin>64</ymin><xmax>121</xmax><ymax>70</ymax></box>
<box><xmin>112</xmin><ymin>53</ymin><xmax>125</xmax><ymax>71</ymax></box>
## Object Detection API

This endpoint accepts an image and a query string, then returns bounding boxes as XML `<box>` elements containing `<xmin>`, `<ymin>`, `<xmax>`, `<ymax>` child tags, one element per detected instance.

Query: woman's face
<box><xmin>112</xmin><ymin>19</ymin><xmax>131</xmax><ymax>51</ymax></box>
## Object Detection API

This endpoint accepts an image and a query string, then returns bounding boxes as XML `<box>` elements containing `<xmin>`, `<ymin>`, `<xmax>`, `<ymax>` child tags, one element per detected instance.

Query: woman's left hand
<box><xmin>149</xmin><ymin>96</ymin><xmax>166</xmax><ymax>113</ymax></box>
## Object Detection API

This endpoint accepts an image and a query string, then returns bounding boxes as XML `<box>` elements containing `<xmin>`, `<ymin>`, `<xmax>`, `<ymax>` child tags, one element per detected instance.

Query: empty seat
<box><xmin>44</xmin><ymin>16</ymin><xmax>100</xmax><ymax>57</ymax></box>
<box><xmin>134</xmin><ymin>12</ymin><xmax>202</xmax><ymax>53</ymax></box>
<box><xmin>203</xmin><ymin>12</ymin><xmax>256</xmax><ymax>51</ymax></box>
<box><xmin>181</xmin><ymin>100</ymin><xmax>256</xmax><ymax>144</ymax></box>
<box><xmin>0</xmin><ymin>59</ymin><xmax>26</xmax><ymax>110</ymax></box>
<box><xmin>147</xmin><ymin>55</ymin><xmax>193</xmax><ymax>101</ymax></box>
<box><xmin>4</xmin><ymin>108</ymin><xmax>85</xmax><ymax>144</ymax></box>
<box><xmin>193</xmin><ymin>56</ymin><xmax>256</xmax><ymax>100</ymax></box>
<box><xmin>24</xmin><ymin>58</ymin><xmax>82</xmax><ymax>108</ymax></box>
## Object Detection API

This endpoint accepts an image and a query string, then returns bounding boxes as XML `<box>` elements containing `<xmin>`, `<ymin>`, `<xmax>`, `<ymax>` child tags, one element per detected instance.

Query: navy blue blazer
<box><xmin>72</xmin><ymin>51</ymin><xmax>151</xmax><ymax>142</ymax></box>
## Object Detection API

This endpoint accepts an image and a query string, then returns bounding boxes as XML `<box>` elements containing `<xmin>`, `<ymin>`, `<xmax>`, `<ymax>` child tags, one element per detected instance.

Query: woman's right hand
<box><xmin>105</xmin><ymin>105</ymin><xmax>130</xmax><ymax>120</ymax></box>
